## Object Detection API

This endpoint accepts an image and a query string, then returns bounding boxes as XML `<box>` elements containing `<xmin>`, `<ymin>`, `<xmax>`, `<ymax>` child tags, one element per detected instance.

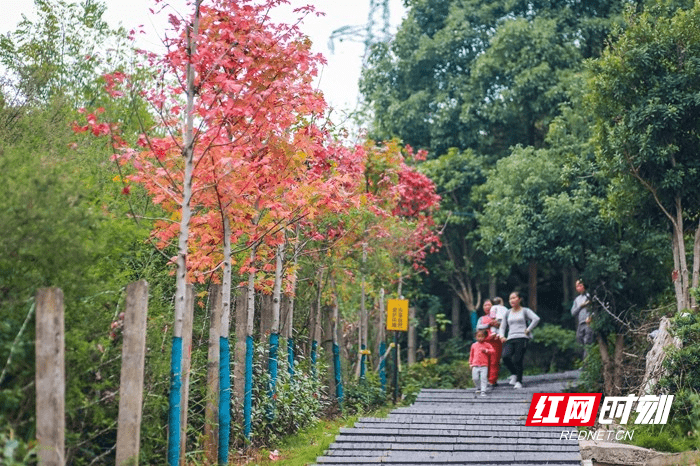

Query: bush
<box><xmin>528</xmin><ymin>323</ymin><xmax>580</xmax><ymax>373</ymax></box>
<box><xmin>343</xmin><ymin>372</ymin><xmax>387</xmax><ymax>415</ymax></box>
<box><xmin>248</xmin><ymin>340</ymin><xmax>329</xmax><ymax>447</ymax></box>
<box><xmin>400</xmin><ymin>358</ymin><xmax>471</xmax><ymax>404</ymax></box>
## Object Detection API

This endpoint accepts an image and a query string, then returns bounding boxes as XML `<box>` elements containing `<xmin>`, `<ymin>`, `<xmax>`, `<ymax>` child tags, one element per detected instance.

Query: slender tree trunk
<box><xmin>597</xmin><ymin>334</ymin><xmax>615</xmax><ymax>396</ymax></box>
<box><xmin>233</xmin><ymin>287</ymin><xmax>246</xmax><ymax>424</ymax></box>
<box><xmin>179</xmin><ymin>286</ymin><xmax>194</xmax><ymax>466</ymax></box>
<box><xmin>204</xmin><ymin>284</ymin><xmax>220</xmax><ymax>465</ymax></box>
<box><xmin>216</xmin><ymin>218</ymin><xmax>232</xmax><ymax>464</ymax></box>
<box><xmin>672</xmin><ymin>229</ymin><xmax>686</xmax><ymax>312</ymax></box>
<box><xmin>451</xmin><ymin>295</ymin><xmax>460</xmax><ymax>340</ymax></box>
<box><xmin>310</xmin><ymin>268</ymin><xmax>323</xmax><ymax>377</ymax></box>
<box><xmin>408</xmin><ymin>306</ymin><xmax>416</xmax><ymax>365</ymax></box>
<box><xmin>244</xmin><ymin>246</ymin><xmax>256</xmax><ymax>440</ymax></box>
<box><xmin>429</xmin><ymin>312</ymin><xmax>438</xmax><ymax>359</ymax></box>
<box><xmin>286</xmin><ymin>229</ymin><xmax>300</xmax><ymax>376</ymax></box>
<box><xmin>489</xmin><ymin>275</ymin><xmax>496</xmax><ymax>301</ymax></box>
<box><xmin>528</xmin><ymin>260</ymin><xmax>537</xmax><ymax>310</ymax></box>
<box><xmin>268</xmin><ymin>242</ymin><xmax>284</xmax><ymax>402</ymax></box>
<box><xmin>168</xmin><ymin>3</ymin><xmax>201</xmax><ymax>461</ymax></box>
<box><xmin>378</xmin><ymin>289</ymin><xmax>387</xmax><ymax>390</ymax></box>
<box><xmin>331</xmin><ymin>275</ymin><xmax>344</xmax><ymax>404</ymax></box>
<box><xmin>675</xmin><ymin>197</ymin><xmax>690</xmax><ymax>310</ymax></box>
<box><xmin>322</xmin><ymin>304</ymin><xmax>335</xmax><ymax>396</ymax></box>
<box><xmin>613</xmin><ymin>334</ymin><xmax>625</xmax><ymax>395</ymax></box>
<box><xmin>360</xmin><ymin>243</ymin><xmax>368</xmax><ymax>379</ymax></box>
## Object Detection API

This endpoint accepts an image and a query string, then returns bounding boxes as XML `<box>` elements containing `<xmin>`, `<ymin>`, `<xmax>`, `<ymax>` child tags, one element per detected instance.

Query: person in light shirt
<box><xmin>571</xmin><ymin>279</ymin><xmax>593</xmax><ymax>357</ymax></box>
<box><xmin>499</xmin><ymin>291</ymin><xmax>540</xmax><ymax>389</ymax></box>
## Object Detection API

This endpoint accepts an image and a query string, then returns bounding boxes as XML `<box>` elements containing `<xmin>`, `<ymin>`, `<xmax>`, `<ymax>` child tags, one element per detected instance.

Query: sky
<box><xmin>2</xmin><ymin>0</ymin><xmax>406</xmax><ymax>114</ymax></box>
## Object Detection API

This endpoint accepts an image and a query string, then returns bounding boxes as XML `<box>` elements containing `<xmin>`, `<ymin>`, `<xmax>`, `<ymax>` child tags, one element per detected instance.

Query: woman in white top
<box><xmin>499</xmin><ymin>291</ymin><xmax>540</xmax><ymax>389</ymax></box>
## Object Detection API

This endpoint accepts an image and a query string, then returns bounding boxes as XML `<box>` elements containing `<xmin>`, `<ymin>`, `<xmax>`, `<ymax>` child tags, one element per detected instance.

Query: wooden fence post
<box><xmin>179</xmin><ymin>285</ymin><xmax>195</xmax><ymax>466</ymax></box>
<box><xmin>35</xmin><ymin>288</ymin><xmax>65</xmax><ymax>466</ymax></box>
<box><xmin>204</xmin><ymin>284</ymin><xmax>221</xmax><ymax>463</ymax></box>
<box><xmin>116</xmin><ymin>280</ymin><xmax>149</xmax><ymax>466</ymax></box>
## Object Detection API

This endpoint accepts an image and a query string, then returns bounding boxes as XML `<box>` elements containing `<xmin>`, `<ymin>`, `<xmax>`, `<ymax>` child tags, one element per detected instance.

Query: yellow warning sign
<box><xmin>387</xmin><ymin>299</ymin><xmax>409</xmax><ymax>331</ymax></box>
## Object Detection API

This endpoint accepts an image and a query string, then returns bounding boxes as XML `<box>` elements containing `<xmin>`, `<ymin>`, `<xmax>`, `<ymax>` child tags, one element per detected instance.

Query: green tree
<box><xmin>360</xmin><ymin>0</ymin><xmax>624</xmax><ymax>158</ymax></box>
<box><xmin>588</xmin><ymin>0</ymin><xmax>700</xmax><ymax>312</ymax></box>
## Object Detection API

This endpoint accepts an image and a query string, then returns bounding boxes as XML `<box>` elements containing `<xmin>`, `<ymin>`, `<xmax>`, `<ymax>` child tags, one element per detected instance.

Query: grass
<box><xmin>230</xmin><ymin>405</ymin><xmax>394</xmax><ymax>466</ymax></box>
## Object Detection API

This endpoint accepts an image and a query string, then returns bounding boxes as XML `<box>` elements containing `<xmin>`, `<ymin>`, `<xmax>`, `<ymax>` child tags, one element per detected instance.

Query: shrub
<box><xmin>400</xmin><ymin>358</ymin><xmax>471</xmax><ymax>404</ymax></box>
<box><xmin>343</xmin><ymin>372</ymin><xmax>387</xmax><ymax>415</ymax></box>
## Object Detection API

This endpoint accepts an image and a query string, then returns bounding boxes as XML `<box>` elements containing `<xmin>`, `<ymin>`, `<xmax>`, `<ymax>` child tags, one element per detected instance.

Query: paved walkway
<box><xmin>313</xmin><ymin>370</ymin><xmax>582</xmax><ymax>465</ymax></box>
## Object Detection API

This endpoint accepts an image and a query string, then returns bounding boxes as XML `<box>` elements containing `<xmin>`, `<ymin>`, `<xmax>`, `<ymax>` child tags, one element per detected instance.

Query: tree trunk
<box><xmin>322</xmin><ymin>304</ymin><xmax>335</xmax><ymax>396</ymax></box>
<box><xmin>203</xmin><ymin>284</ymin><xmax>220</xmax><ymax>464</ymax></box>
<box><xmin>597</xmin><ymin>334</ymin><xmax>615</xmax><ymax>396</ymax></box>
<box><xmin>613</xmin><ymin>334</ymin><xmax>625</xmax><ymax>395</ymax></box>
<box><xmin>668</xmin><ymin>195</ymin><xmax>690</xmax><ymax>312</ymax></box>
<box><xmin>168</xmin><ymin>4</ymin><xmax>201</xmax><ymax>462</ymax></box>
<box><xmin>451</xmin><ymin>295</ymin><xmax>460</xmax><ymax>340</ymax></box>
<box><xmin>243</xmin><ymin>246</ymin><xmax>256</xmax><ymax>440</ymax></box>
<box><xmin>528</xmin><ymin>260</ymin><xmax>537</xmax><ymax>310</ymax></box>
<box><xmin>233</xmin><ymin>287</ymin><xmax>247</xmax><ymax>423</ymax></box>
<box><xmin>429</xmin><ymin>312</ymin><xmax>438</xmax><ymax>359</ymax></box>
<box><xmin>408</xmin><ymin>306</ymin><xmax>416</xmax><ymax>366</ymax></box>
<box><xmin>489</xmin><ymin>275</ymin><xmax>497</xmax><ymax>301</ymax></box>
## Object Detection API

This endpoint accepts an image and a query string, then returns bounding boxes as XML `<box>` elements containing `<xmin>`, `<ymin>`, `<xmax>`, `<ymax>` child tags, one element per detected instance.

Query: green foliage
<box><xmin>0</xmin><ymin>423</ymin><xmax>36</xmax><ymax>466</ymax></box>
<box><xmin>439</xmin><ymin>337</ymin><xmax>470</xmax><ymax>364</ymax></box>
<box><xmin>661</xmin><ymin>311</ymin><xmax>700</xmax><ymax>393</ymax></box>
<box><xmin>528</xmin><ymin>323</ymin><xmax>580</xmax><ymax>373</ymax></box>
<box><xmin>0</xmin><ymin>0</ymin><xmax>131</xmax><ymax>107</ymax></box>
<box><xmin>361</xmin><ymin>0</ymin><xmax>623</xmax><ymax>157</ymax></box>
<box><xmin>577</xmin><ymin>342</ymin><xmax>605</xmax><ymax>393</ymax></box>
<box><xmin>343</xmin><ymin>372</ymin><xmax>387</xmax><ymax>416</ymax></box>
<box><xmin>400</xmin><ymin>358</ymin><xmax>471</xmax><ymax>404</ymax></box>
<box><xmin>629</xmin><ymin>421</ymin><xmax>699</xmax><ymax>452</ymax></box>
<box><xmin>248</xmin><ymin>341</ymin><xmax>328</xmax><ymax>447</ymax></box>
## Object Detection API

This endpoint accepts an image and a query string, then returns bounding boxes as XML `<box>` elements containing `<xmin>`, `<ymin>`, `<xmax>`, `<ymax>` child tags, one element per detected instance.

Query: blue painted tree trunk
<box><xmin>244</xmin><ymin>335</ymin><xmax>254</xmax><ymax>440</ymax></box>
<box><xmin>167</xmin><ymin>336</ymin><xmax>183</xmax><ymax>466</ymax></box>
<box><xmin>360</xmin><ymin>344</ymin><xmax>366</xmax><ymax>379</ymax></box>
<box><xmin>332</xmin><ymin>342</ymin><xmax>343</xmax><ymax>405</ymax></box>
<box><xmin>287</xmin><ymin>337</ymin><xmax>295</xmax><ymax>378</ymax></box>
<box><xmin>268</xmin><ymin>332</ymin><xmax>279</xmax><ymax>419</ymax></box>
<box><xmin>217</xmin><ymin>337</ymin><xmax>230</xmax><ymax>464</ymax></box>
<box><xmin>379</xmin><ymin>341</ymin><xmax>387</xmax><ymax>391</ymax></box>
<box><xmin>311</xmin><ymin>340</ymin><xmax>318</xmax><ymax>379</ymax></box>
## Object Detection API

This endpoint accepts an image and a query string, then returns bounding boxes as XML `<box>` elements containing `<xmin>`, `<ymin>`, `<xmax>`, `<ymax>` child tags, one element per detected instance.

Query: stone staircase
<box><xmin>313</xmin><ymin>370</ymin><xmax>582</xmax><ymax>465</ymax></box>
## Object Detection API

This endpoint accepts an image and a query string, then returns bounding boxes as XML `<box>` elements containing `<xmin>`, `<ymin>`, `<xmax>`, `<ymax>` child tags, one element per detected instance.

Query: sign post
<box><xmin>386</xmin><ymin>299</ymin><xmax>408</xmax><ymax>403</ymax></box>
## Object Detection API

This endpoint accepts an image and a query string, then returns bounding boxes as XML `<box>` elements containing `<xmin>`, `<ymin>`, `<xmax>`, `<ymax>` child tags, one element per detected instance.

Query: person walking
<box><xmin>477</xmin><ymin>299</ymin><xmax>503</xmax><ymax>387</ymax></box>
<box><xmin>499</xmin><ymin>291</ymin><xmax>540</xmax><ymax>389</ymax></box>
<box><xmin>469</xmin><ymin>329</ymin><xmax>494</xmax><ymax>396</ymax></box>
<box><xmin>571</xmin><ymin>279</ymin><xmax>593</xmax><ymax>356</ymax></box>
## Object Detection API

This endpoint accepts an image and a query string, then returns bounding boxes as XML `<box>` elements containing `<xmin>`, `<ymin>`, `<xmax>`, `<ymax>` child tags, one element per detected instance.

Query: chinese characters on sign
<box><xmin>386</xmin><ymin>299</ymin><xmax>409</xmax><ymax>331</ymax></box>
<box><xmin>526</xmin><ymin>393</ymin><xmax>674</xmax><ymax>426</ymax></box>
<box><xmin>599</xmin><ymin>394</ymin><xmax>674</xmax><ymax>425</ymax></box>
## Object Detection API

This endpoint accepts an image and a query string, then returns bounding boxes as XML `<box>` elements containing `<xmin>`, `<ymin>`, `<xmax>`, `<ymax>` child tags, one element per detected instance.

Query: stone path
<box><xmin>313</xmin><ymin>370</ymin><xmax>582</xmax><ymax>465</ymax></box>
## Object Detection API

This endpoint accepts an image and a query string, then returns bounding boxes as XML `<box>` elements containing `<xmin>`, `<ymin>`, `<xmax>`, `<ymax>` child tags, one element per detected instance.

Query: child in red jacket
<box><xmin>470</xmin><ymin>329</ymin><xmax>494</xmax><ymax>396</ymax></box>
